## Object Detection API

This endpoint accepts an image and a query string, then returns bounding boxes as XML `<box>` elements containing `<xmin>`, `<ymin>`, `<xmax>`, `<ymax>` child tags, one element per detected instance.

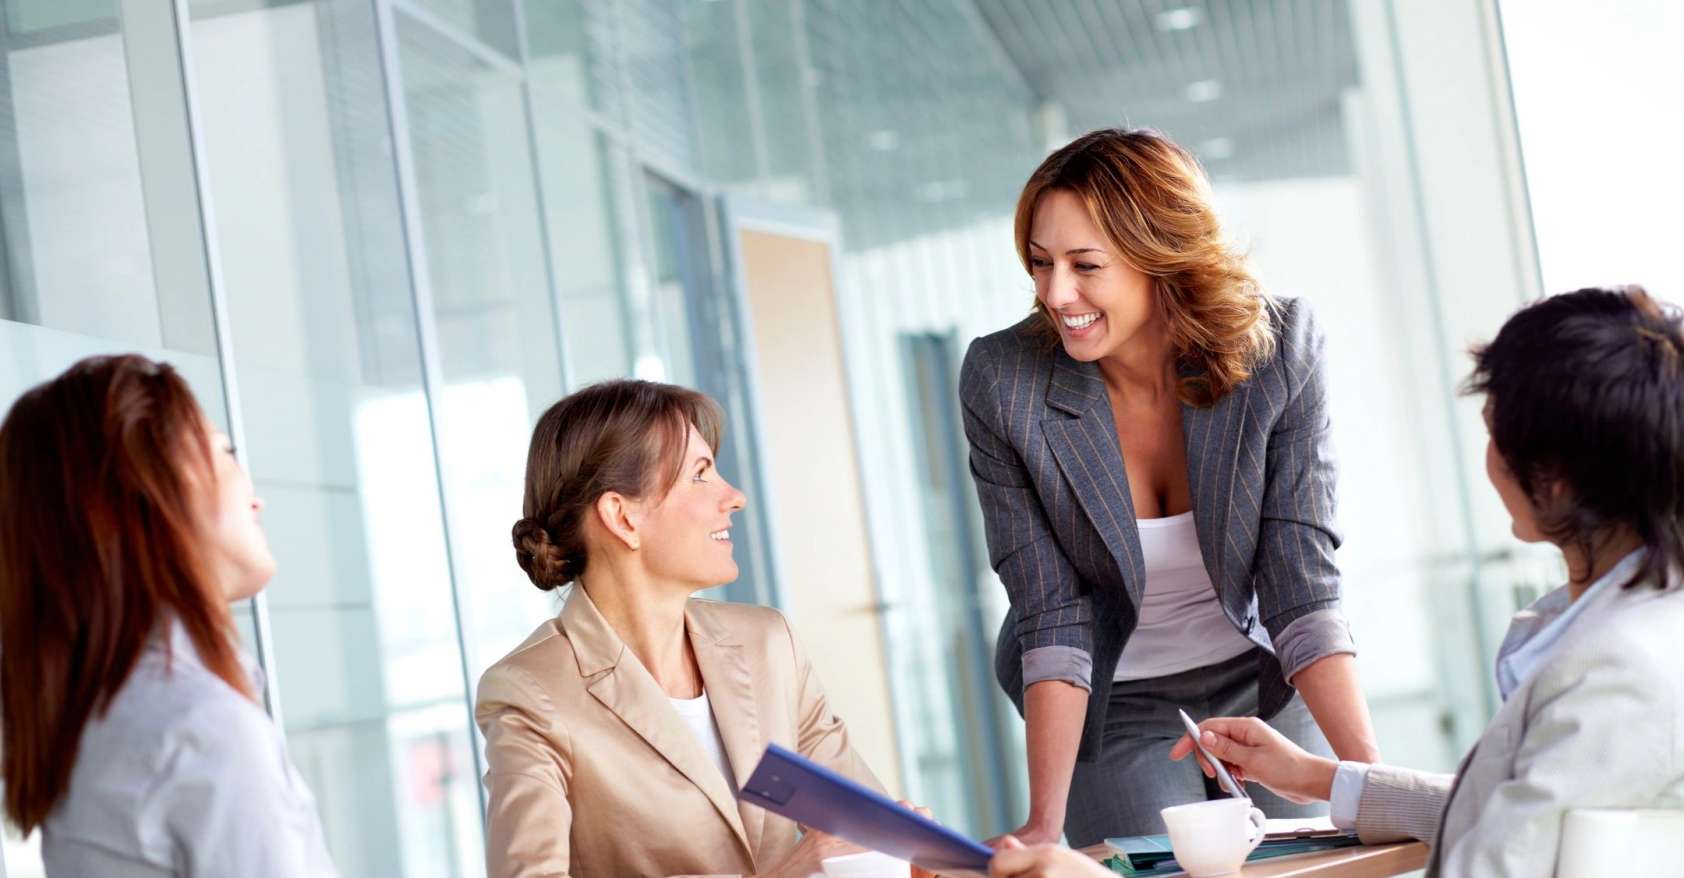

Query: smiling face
<box><xmin>633</xmin><ymin>423</ymin><xmax>747</xmax><ymax>590</ymax></box>
<box><xmin>1028</xmin><ymin>188</ymin><xmax>1161</xmax><ymax>363</ymax></box>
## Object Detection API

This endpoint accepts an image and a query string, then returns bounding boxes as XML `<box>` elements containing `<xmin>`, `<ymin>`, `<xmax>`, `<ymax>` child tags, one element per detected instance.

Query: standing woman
<box><xmin>960</xmin><ymin>128</ymin><xmax>1381</xmax><ymax>846</ymax></box>
<box><xmin>0</xmin><ymin>355</ymin><xmax>337</xmax><ymax>876</ymax></box>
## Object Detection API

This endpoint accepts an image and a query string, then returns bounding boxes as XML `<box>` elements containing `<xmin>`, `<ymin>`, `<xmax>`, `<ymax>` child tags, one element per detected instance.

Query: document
<box><xmin>738</xmin><ymin>744</ymin><xmax>994</xmax><ymax>872</ymax></box>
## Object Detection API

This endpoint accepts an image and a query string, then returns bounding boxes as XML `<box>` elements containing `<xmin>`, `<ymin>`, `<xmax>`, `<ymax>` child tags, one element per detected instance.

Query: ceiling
<box><xmin>970</xmin><ymin>0</ymin><xmax>1363</xmax><ymax>181</ymax></box>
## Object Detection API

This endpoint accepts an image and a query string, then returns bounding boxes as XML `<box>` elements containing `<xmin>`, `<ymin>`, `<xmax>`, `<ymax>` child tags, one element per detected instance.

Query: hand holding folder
<box><xmin>738</xmin><ymin>744</ymin><xmax>995</xmax><ymax>872</ymax></box>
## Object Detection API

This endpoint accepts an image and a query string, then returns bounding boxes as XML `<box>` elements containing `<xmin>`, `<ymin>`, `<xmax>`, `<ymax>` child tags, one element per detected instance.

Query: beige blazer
<box><xmin>475</xmin><ymin>587</ymin><xmax>882</xmax><ymax>878</ymax></box>
<box><xmin>1352</xmin><ymin>574</ymin><xmax>1684</xmax><ymax>876</ymax></box>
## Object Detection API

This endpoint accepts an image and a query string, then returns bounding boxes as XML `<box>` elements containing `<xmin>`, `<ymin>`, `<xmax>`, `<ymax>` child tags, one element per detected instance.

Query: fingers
<box><xmin>1168</xmin><ymin>731</ymin><xmax>1220</xmax><ymax>778</ymax></box>
<box><xmin>988</xmin><ymin>843</ymin><xmax>1058</xmax><ymax>878</ymax></box>
<box><xmin>897</xmin><ymin>800</ymin><xmax>934</xmax><ymax>821</ymax></box>
<box><xmin>1199</xmin><ymin>728</ymin><xmax>1234</xmax><ymax>760</ymax></box>
<box><xmin>1001</xmin><ymin>835</ymin><xmax>1025</xmax><ymax>850</ymax></box>
<box><xmin>1199</xmin><ymin>716</ymin><xmax>1278</xmax><ymax>748</ymax></box>
<box><xmin>988</xmin><ymin>845</ymin><xmax>1032</xmax><ymax>877</ymax></box>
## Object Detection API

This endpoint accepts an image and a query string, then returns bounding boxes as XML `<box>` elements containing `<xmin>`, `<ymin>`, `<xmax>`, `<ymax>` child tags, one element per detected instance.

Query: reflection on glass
<box><xmin>642</xmin><ymin>173</ymin><xmax>701</xmax><ymax>386</ymax></box>
<box><xmin>190</xmin><ymin>2</ymin><xmax>480</xmax><ymax>875</ymax></box>
<box><xmin>408</xmin><ymin>0</ymin><xmax>520</xmax><ymax>62</ymax></box>
<box><xmin>897</xmin><ymin>333</ymin><xmax>1015</xmax><ymax>836</ymax></box>
<box><xmin>395</xmin><ymin>7</ymin><xmax>567</xmax><ymax>696</ymax></box>
<box><xmin>523</xmin><ymin>0</ymin><xmax>636</xmax><ymax>385</ymax></box>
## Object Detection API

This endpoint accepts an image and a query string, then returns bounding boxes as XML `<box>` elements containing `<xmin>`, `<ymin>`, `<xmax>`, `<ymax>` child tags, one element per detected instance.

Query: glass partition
<box><xmin>190</xmin><ymin>2</ymin><xmax>480</xmax><ymax>873</ymax></box>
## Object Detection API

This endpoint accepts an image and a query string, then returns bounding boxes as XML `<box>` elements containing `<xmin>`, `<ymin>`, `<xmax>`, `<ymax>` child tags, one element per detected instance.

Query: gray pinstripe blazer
<box><xmin>959</xmin><ymin>296</ymin><xmax>1356</xmax><ymax>761</ymax></box>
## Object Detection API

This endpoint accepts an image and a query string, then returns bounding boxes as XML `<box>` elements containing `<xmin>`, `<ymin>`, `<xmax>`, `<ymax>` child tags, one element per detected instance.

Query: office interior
<box><xmin>0</xmin><ymin>0</ymin><xmax>1678</xmax><ymax>875</ymax></box>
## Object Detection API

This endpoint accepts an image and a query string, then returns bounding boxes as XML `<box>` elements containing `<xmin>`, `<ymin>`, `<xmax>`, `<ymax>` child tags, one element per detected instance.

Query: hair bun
<box><xmin>511</xmin><ymin>517</ymin><xmax>575</xmax><ymax>590</ymax></box>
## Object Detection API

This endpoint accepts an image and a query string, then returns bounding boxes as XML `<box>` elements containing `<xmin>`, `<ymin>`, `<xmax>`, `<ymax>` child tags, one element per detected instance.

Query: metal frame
<box><xmin>155</xmin><ymin>0</ymin><xmax>290</xmax><ymax>722</ymax></box>
<box><xmin>896</xmin><ymin>329</ymin><xmax>1014</xmax><ymax>832</ymax></box>
<box><xmin>370</xmin><ymin>0</ymin><xmax>487</xmax><ymax>819</ymax></box>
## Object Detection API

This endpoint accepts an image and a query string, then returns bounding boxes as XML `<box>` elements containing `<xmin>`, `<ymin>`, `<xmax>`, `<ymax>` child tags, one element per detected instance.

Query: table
<box><xmin>1074</xmin><ymin>840</ymin><xmax>1428</xmax><ymax>877</ymax></box>
<box><xmin>937</xmin><ymin>841</ymin><xmax>1427</xmax><ymax>877</ymax></box>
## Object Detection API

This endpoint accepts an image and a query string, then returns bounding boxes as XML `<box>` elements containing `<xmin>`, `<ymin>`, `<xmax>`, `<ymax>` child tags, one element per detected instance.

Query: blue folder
<box><xmin>738</xmin><ymin>743</ymin><xmax>995</xmax><ymax>871</ymax></box>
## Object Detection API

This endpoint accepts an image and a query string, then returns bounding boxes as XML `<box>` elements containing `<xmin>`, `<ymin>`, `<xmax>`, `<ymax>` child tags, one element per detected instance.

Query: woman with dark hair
<box><xmin>0</xmin><ymin>355</ymin><xmax>337</xmax><ymax>876</ymax></box>
<box><xmin>961</xmin><ymin>127</ymin><xmax>1380</xmax><ymax>845</ymax></box>
<box><xmin>476</xmin><ymin>380</ymin><xmax>927</xmax><ymax>878</ymax></box>
<box><xmin>1144</xmin><ymin>286</ymin><xmax>1684</xmax><ymax>876</ymax></box>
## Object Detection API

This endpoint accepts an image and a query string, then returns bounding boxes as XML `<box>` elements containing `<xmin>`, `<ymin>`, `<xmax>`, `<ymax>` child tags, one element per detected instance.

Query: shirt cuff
<box><xmin>1272</xmin><ymin>607</ymin><xmax>1356</xmax><ymax>681</ymax></box>
<box><xmin>1021</xmin><ymin>645</ymin><xmax>1092</xmax><ymax>691</ymax></box>
<box><xmin>1329</xmin><ymin>761</ymin><xmax>1371</xmax><ymax>830</ymax></box>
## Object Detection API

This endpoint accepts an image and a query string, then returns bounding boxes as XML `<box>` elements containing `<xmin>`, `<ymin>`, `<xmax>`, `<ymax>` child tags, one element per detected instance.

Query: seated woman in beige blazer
<box><xmin>990</xmin><ymin>287</ymin><xmax>1684</xmax><ymax>877</ymax></box>
<box><xmin>476</xmin><ymin>379</ymin><xmax>922</xmax><ymax>878</ymax></box>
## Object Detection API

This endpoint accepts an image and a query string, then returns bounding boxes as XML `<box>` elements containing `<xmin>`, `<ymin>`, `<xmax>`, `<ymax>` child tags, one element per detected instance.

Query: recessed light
<box><xmin>914</xmin><ymin>179</ymin><xmax>968</xmax><ymax>203</ymax></box>
<box><xmin>1184</xmin><ymin>79</ymin><xmax>1222</xmax><ymax>102</ymax></box>
<box><xmin>1201</xmin><ymin>137</ymin><xmax>1235</xmax><ymax>159</ymax></box>
<box><xmin>1155</xmin><ymin>7</ymin><xmax>1201</xmax><ymax>31</ymax></box>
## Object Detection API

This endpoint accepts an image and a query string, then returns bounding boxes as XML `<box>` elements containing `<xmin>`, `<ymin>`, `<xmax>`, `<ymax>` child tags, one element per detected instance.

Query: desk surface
<box><xmin>1076</xmin><ymin>841</ymin><xmax>1428</xmax><ymax>877</ymax></box>
<box><xmin>937</xmin><ymin>841</ymin><xmax>1427</xmax><ymax>878</ymax></box>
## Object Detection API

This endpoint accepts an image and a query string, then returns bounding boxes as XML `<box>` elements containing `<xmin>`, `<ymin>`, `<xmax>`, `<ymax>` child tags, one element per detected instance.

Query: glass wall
<box><xmin>1499</xmin><ymin>0</ymin><xmax>1684</xmax><ymax>298</ymax></box>
<box><xmin>1</xmin><ymin>0</ymin><xmax>1619</xmax><ymax>873</ymax></box>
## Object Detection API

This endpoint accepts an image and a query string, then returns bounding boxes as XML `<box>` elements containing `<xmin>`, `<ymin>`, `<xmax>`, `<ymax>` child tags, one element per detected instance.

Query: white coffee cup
<box><xmin>818</xmin><ymin>850</ymin><xmax>911</xmax><ymax>878</ymax></box>
<box><xmin>1160</xmin><ymin>798</ymin><xmax>1267</xmax><ymax>877</ymax></box>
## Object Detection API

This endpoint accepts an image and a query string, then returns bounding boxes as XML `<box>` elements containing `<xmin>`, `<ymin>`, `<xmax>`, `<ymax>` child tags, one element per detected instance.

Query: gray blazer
<box><xmin>958</xmin><ymin>296</ymin><xmax>1355</xmax><ymax>761</ymax></box>
<box><xmin>1353</xmin><ymin>573</ymin><xmax>1684</xmax><ymax>876</ymax></box>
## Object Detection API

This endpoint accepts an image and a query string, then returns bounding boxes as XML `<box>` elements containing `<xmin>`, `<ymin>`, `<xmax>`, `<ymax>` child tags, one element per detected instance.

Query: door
<box><xmin>720</xmin><ymin>198</ymin><xmax>904</xmax><ymax>794</ymax></box>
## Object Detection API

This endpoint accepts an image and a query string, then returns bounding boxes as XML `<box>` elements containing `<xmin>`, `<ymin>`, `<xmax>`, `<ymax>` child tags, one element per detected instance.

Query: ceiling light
<box><xmin>1184</xmin><ymin>79</ymin><xmax>1222</xmax><ymax>102</ymax></box>
<box><xmin>1155</xmin><ymin>7</ymin><xmax>1201</xmax><ymax>31</ymax></box>
<box><xmin>914</xmin><ymin>179</ymin><xmax>968</xmax><ymax>203</ymax></box>
<box><xmin>1200</xmin><ymin>137</ymin><xmax>1235</xmax><ymax>160</ymax></box>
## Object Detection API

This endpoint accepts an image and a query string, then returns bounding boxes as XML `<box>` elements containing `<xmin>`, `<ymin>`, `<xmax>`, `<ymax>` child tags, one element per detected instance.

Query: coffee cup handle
<box><xmin>1245</xmin><ymin>806</ymin><xmax>1267</xmax><ymax>854</ymax></box>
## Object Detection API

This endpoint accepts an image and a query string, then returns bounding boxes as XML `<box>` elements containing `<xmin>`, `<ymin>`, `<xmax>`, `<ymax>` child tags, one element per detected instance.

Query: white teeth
<box><xmin>709</xmin><ymin>530</ymin><xmax>730</xmax><ymax>541</ymax></box>
<box><xmin>1062</xmin><ymin>313</ymin><xmax>1100</xmax><ymax>329</ymax></box>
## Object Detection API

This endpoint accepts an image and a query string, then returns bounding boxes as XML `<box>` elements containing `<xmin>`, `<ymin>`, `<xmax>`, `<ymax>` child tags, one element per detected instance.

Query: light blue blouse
<box><xmin>40</xmin><ymin>620</ymin><xmax>339</xmax><ymax>877</ymax></box>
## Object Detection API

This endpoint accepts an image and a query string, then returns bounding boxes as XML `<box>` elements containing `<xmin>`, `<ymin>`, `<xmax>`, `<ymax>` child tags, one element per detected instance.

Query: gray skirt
<box><xmin>1062</xmin><ymin>648</ymin><xmax>1331</xmax><ymax>847</ymax></box>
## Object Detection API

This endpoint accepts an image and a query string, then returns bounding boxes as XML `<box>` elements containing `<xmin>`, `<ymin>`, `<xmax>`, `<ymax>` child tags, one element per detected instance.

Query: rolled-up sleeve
<box><xmin>1253</xmin><ymin>301</ymin><xmax>1355</xmax><ymax>678</ymax></box>
<box><xmin>960</xmin><ymin>339</ymin><xmax>1094</xmax><ymax>690</ymax></box>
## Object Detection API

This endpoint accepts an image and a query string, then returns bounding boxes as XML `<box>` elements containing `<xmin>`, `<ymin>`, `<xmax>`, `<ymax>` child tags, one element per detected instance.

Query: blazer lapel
<box><xmin>687</xmin><ymin>603</ymin><xmax>768</xmax><ymax>855</ymax></box>
<box><xmin>564</xmin><ymin>589</ymin><xmax>754</xmax><ymax>859</ymax></box>
<box><xmin>1180</xmin><ymin>375</ymin><xmax>1250</xmax><ymax>606</ymax></box>
<box><xmin>1041</xmin><ymin>355</ymin><xmax>1145</xmax><ymax>607</ymax></box>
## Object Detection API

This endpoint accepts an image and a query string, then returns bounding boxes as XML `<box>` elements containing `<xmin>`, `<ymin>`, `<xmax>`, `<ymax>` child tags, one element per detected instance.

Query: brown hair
<box><xmin>0</xmin><ymin>354</ymin><xmax>251</xmax><ymax>833</ymax></box>
<box><xmin>1014</xmin><ymin>127</ymin><xmax>1274</xmax><ymax>406</ymax></box>
<box><xmin>512</xmin><ymin>380</ymin><xmax>724</xmax><ymax>590</ymax></box>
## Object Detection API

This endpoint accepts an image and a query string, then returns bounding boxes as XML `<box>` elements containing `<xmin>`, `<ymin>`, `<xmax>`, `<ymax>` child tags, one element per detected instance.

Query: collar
<box><xmin>1495</xmin><ymin>549</ymin><xmax>1645</xmax><ymax>701</ymax></box>
<box><xmin>147</xmin><ymin>613</ymin><xmax>268</xmax><ymax>695</ymax></box>
<box><xmin>560</xmin><ymin>584</ymin><xmax>737</xmax><ymax>678</ymax></box>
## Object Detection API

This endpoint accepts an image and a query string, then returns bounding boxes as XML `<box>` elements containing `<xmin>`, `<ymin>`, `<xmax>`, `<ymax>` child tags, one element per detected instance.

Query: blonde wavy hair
<box><xmin>1015</xmin><ymin>128</ymin><xmax>1274</xmax><ymax>407</ymax></box>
